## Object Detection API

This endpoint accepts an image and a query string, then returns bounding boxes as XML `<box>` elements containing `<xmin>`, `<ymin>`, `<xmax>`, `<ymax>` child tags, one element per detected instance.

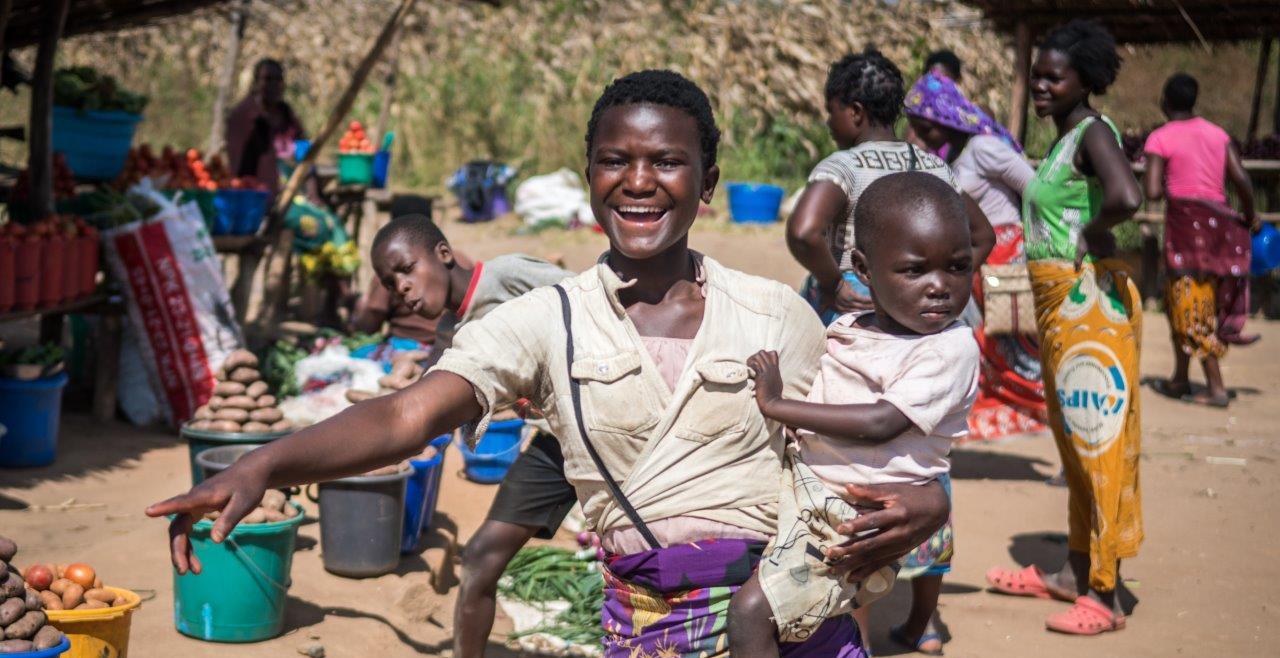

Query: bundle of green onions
<box><xmin>498</xmin><ymin>546</ymin><xmax>604</xmax><ymax>646</ymax></box>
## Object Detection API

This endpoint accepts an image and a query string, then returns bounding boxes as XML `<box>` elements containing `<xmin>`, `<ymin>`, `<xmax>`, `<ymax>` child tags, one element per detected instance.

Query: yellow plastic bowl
<box><xmin>45</xmin><ymin>586</ymin><xmax>142</xmax><ymax>658</ymax></box>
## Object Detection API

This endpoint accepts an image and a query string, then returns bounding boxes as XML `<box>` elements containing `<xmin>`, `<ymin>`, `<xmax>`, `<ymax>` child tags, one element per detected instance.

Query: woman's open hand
<box><xmin>822</xmin><ymin>480</ymin><xmax>950</xmax><ymax>582</ymax></box>
<box><xmin>1074</xmin><ymin>225</ymin><xmax>1117</xmax><ymax>271</ymax></box>
<box><xmin>144</xmin><ymin>459</ymin><xmax>270</xmax><ymax>575</ymax></box>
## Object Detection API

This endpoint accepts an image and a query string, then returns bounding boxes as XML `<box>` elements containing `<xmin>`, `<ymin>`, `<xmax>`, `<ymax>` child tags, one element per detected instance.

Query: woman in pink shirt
<box><xmin>1143</xmin><ymin>73</ymin><xmax>1260</xmax><ymax>407</ymax></box>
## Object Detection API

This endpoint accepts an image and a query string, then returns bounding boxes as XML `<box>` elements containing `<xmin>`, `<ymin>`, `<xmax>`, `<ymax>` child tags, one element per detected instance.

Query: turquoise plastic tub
<box><xmin>402</xmin><ymin>434</ymin><xmax>452</xmax><ymax>553</ymax></box>
<box><xmin>0</xmin><ymin>372</ymin><xmax>70</xmax><ymax>467</ymax></box>
<box><xmin>51</xmin><ymin>106</ymin><xmax>142</xmax><ymax>181</ymax></box>
<box><xmin>337</xmin><ymin>153</ymin><xmax>374</xmax><ymax>185</ymax></box>
<box><xmin>181</xmin><ymin>422</ymin><xmax>291</xmax><ymax>485</ymax></box>
<box><xmin>458</xmin><ymin>419</ymin><xmax>524</xmax><ymax>484</ymax></box>
<box><xmin>173</xmin><ymin>504</ymin><xmax>306</xmax><ymax>643</ymax></box>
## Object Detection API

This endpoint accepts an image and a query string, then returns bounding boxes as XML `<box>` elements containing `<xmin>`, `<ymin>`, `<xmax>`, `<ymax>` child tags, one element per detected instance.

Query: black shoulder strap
<box><xmin>553</xmin><ymin>284</ymin><xmax>660</xmax><ymax>550</ymax></box>
<box><xmin>907</xmin><ymin>143</ymin><xmax>920</xmax><ymax>171</ymax></box>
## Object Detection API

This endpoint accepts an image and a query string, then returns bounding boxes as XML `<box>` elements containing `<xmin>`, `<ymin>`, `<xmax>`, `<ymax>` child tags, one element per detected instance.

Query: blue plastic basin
<box><xmin>51</xmin><ymin>106</ymin><xmax>142</xmax><ymax>181</ymax></box>
<box><xmin>458</xmin><ymin>419</ymin><xmax>524</xmax><ymax>484</ymax></box>
<box><xmin>1252</xmin><ymin>223</ymin><xmax>1280</xmax><ymax>276</ymax></box>
<box><xmin>0</xmin><ymin>372</ymin><xmax>70</xmax><ymax>467</ymax></box>
<box><xmin>402</xmin><ymin>434</ymin><xmax>452</xmax><ymax>553</ymax></box>
<box><xmin>726</xmin><ymin>182</ymin><xmax>785</xmax><ymax>224</ymax></box>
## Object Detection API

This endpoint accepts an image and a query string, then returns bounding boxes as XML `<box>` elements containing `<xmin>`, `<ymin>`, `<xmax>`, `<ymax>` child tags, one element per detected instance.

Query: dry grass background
<box><xmin>1</xmin><ymin>0</ymin><xmax>1274</xmax><ymax>193</ymax></box>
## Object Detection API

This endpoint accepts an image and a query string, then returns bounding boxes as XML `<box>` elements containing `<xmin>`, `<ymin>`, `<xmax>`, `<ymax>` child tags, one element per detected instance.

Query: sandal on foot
<box><xmin>889</xmin><ymin>624</ymin><xmax>944</xmax><ymax>656</ymax></box>
<box><xmin>984</xmin><ymin>565</ymin><xmax>1073</xmax><ymax>602</ymax></box>
<box><xmin>1180</xmin><ymin>392</ymin><xmax>1230</xmax><ymax>408</ymax></box>
<box><xmin>1045</xmin><ymin>596</ymin><xmax>1126</xmax><ymax>635</ymax></box>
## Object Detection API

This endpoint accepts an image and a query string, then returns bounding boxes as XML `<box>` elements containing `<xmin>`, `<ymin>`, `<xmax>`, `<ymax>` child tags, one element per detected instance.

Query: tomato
<box><xmin>64</xmin><ymin>563</ymin><xmax>96</xmax><ymax>590</ymax></box>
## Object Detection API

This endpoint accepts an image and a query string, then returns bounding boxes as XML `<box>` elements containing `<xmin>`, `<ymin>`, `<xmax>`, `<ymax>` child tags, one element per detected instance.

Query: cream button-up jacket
<box><xmin>432</xmin><ymin>254</ymin><xmax>825</xmax><ymax>537</ymax></box>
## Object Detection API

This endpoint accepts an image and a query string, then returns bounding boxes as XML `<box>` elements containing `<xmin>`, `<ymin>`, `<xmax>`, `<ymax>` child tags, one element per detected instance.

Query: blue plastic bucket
<box><xmin>0</xmin><ymin>372</ymin><xmax>70</xmax><ymax>467</ymax></box>
<box><xmin>1251</xmin><ymin>223</ymin><xmax>1280</xmax><ymax>276</ymax></box>
<box><xmin>726</xmin><ymin>182</ymin><xmax>785</xmax><ymax>224</ymax></box>
<box><xmin>402</xmin><ymin>434</ymin><xmax>452</xmax><ymax>553</ymax></box>
<box><xmin>293</xmin><ymin>139</ymin><xmax>312</xmax><ymax>162</ymax></box>
<box><xmin>372</xmin><ymin>150</ymin><xmax>391</xmax><ymax>189</ymax></box>
<box><xmin>212</xmin><ymin>190</ymin><xmax>270</xmax><ymax>236</ymax></box>
<box><xmin>51</xmin><ymin>106</ymin><xmax>142</xmax><ymax>181</ymax></box>
<box><xmin>4</xmin><ymin>636</ymin><xmax>70</xmax><ymax>657</ymax></box>
<box><xmin>458</xmin><ymin>419</ymin><xmax>524</xmax><ymax>484</ymax></box>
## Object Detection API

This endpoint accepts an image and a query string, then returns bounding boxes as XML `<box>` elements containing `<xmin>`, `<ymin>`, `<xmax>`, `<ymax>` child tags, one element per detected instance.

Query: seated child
<box><xmin>728</xmin><ymin>172</ymin><xmax>981</xmax><ymax>655</ymax></box>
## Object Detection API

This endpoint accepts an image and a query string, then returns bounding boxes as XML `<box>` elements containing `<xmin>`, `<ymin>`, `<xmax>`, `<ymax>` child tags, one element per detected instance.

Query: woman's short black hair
<box><xmin>924</xmin><ymin>49</ymin><xmax>963</xmax><ymax>80</ymax></box>
<box><xmin>372</xmin><ymin>214</ymin><xmax>448</xmax><ymax>254</ymax></box>
<box><xmin>1041</xmin><ymin>20</ymin><xmax>1122</xmax><ymax>94</ymax></box>
<box><xmin>824</xmin><ymin>48</ymin><xmax>906</xmax><ymax>127</ymax></box>
<box><xmin>1163</xmin><ymin>73</ymin><xmax>1198</xmax><ymax>112</ymax></box>
<box><xmin>584</xmin><ymin>70</ymin><xmax>720</xmax><ymax>170</ymax></box>
<box><xmin>254</xmin><ymin>58</ymin><xmax>283</xmax><ymax>78</ymax></box>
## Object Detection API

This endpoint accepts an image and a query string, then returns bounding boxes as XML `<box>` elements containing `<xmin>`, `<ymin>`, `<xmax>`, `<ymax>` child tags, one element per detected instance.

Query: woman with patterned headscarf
<box><xmin>905</xmin><ymin>72</ymin><xmax>1049</xmax><ymax>443</ymax></box>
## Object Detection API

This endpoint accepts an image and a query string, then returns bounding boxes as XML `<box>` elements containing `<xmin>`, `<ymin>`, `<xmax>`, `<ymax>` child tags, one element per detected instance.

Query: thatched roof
<box><xmin>960</xmin><ymin>1</ymin><xmax>1280</xmax><ymax>43</ymax></box>
<box><xmin>4</xmin><ymin>0</ymin><xmax>228</xmax><ymax>50</ymax></box>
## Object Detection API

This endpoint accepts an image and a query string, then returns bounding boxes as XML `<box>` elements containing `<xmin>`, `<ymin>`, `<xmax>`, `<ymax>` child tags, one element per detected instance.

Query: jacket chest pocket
<box><xmin>571</xmin><ymin>351</ymin><xmax>659</xmax><ymax>435</ymax></box>
<box><xmin>673</xmin><ymin>361</ymin><xmax>754</xmax><ymax>443</ymax></box>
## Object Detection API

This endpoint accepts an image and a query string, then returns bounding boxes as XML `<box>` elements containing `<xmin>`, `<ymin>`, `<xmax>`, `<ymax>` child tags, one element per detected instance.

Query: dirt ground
<box><xmin>2</xmin><ymin>220</ymin><xmax>1279</xmax><ymax>657</ymax></box>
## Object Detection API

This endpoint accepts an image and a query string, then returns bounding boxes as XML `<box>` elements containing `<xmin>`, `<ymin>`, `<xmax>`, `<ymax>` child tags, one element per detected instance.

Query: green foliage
<box><xmin>53</xmin><ymin>67</ymin><xmax>149</xmax><ymax>114</ymax></box>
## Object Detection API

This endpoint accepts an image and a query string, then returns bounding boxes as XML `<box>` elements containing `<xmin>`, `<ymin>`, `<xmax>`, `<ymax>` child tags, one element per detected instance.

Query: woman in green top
<box><xmin>985</xmin><ymin>21</ymin><xmax>1145</xmax><ymax>637</ymax></box>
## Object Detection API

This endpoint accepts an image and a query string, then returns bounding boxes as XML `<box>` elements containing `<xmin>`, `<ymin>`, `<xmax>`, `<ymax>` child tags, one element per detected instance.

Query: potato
<box><xmin>241</xmin><ymin>509</ymin><xmax>268</xmax><ymax>524</ymax></box>
<box><xmin>0</xmin><ymin>538</ymin><xmax>15</xmax><ymax>563</ymax></box>
<box><xmin>3</xmin><ymin>610</ymin><xmax>44</xmax><ymax>640</ymax></box>
<box><xmin>0</xmin><ymin>639</ymin><xmax>34</xmax><ymax>653</ymax></box>
<box><xmin>37</xmin><ymin>591</ymin><xmax>61</xmax><ymax>611</ymax></box>
<box><xmin>269</xmin><ymin>419</ymin><xmax>292</xmax><ymax>432</ymax></box>
<box><xmin>223</xmin><ymin>349</ymin><xmax>259</xmax><ymax>371</ymax></box>
<box><xmin>189</xmin><ymin>419</ymin><xmax>214</xmax><ymax>431</ymax></box>
<box><xmin>255</xmin><ymin>395</ymin><xmax>277</xmax><ymax>409</ymax></box>
<box><xmin>84</xmin><ymin>589</ymin><xmax>114</xmax><ymax>604</ymax></box>
<box><xmin>193</xmin><ymin>405</ymin><xmax>214</xmax><ymax>420</ymax></box>
<box><xmin>261</xmin><ymin>509</ymin><xmax>287</xmax><ymax>523</ymax></box>
<box><xmin>75</xmin><ymin>600</ymin><xmax>107</xmax><ymax>610</ymax></box>
<box><xmin>228</xmin><ymin>367</ymin><xmax>261</xmax><ymax>383</ymax></box>
<box><xmin>0</xmin><ymin>561</ymin><xmax>6</xmax><ymax>581</ymax></box>
<box><xmin>209</xmin><ymin>420</ymin><xmax>242</xmax><ymax>433</ymax></box>
<box><xmin>223</xmin><ymin>395</ymin><xmax>257</xmax><ymax>410</ymax></box>
<box><xmin>245</xmin><ymin>381</ymin><xmax>269</xmax><ymax>399</ymax></box>
<box><xmin>110</xmin><ymin>597</ymin><xmax>126</xmax><ymax>608</ymax></box>
<box><xmin>60</xmin><ymin>583</ymin><xmax>83</xmax><ymax>610</ymax></box>
<box><xmin>0</xmin><ymin>597</ymin><xmax>24</xmax><ymax>626</ymax></box>
<box><xmin>260</xmin><ymin>490</ymin><xmax>287</xmax><ymax>512</ymax></box>
<box><xmin>23</xmin><ymin>590</ymin><xmax>40</xmax><ymax>612</ymax></box>
<box><xmin>53</xmin><ymin>566</ymin><xmax>66</xmax><ymax>580</ymax></box>
<box><xmin>93</xmin><ymin>575</ymin><xmax>102</xmax><ymax>589</ymax></box>
<box><xmin>213</xmin><ymin>381</ymin><xmax>246</xmax><ymax>397</ymax></box>
<box><xmin>32</xmin><ymin>626</ymin><xmax>64</xmax><ymax>651</ymax></box>
<box><xmin>213</xmin><ymin>407</ymin><xmax>249</xmax><ymax>423</ymax></box>
<box><xmin>46</xmin><ymin>579</ymin><xmax>70</xmax><ymax>597</ymax></box>
<box><xmin>0</xmin><ymin>574</ymin><xmax>22</xmax><ymax>599</ymax></box>
<box><xmin>241</xmin><ymin>421</ymin><xmax>271</xmax><ymax>433</ymax></box>
<box><xmin>282</xmin><ymin>503</ymin><xmax>300</xmax><ymax>518</ymax></box>
<box><xmin>249</xmin><ymin>407</ymin><xmax>282</xmax><ymax>423</ymax></box>
<box><xmin>207</xmin><ymin>396</ymin><xmax>225</xmax><ymax>411</ymax></box>
<box><xmin>345</xmin><ymin>389</ymin><xmax>375</xmax><ymax>404</ymax></box>
<box><xmin>378</xmin><ymin>374</ymin><xmax>410</xmax><ymax>390</ymax></box>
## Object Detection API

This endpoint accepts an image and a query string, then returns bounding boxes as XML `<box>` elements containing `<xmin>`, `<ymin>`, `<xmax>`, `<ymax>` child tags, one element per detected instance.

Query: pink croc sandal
<box><xmin>985</xmin><ymin>565</ymin><xmax>1072</xmax><ymax>601</ymax></box>
<box><xmin>1045</xmin><ymin>596</ymin><xmax>1126</xmax><ymax>635</ymax></box>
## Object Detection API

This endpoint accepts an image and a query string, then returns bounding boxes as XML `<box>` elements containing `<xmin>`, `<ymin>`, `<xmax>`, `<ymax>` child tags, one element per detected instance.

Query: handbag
<box><xmin>553</xmin><ymin>284</ymin><xmax>660</xmax><ymax>550</ymax></box>
<box><xmin>980</xmin><ymin>263</ymin><xmax>1036</xmax><ymax>335</ymax></box>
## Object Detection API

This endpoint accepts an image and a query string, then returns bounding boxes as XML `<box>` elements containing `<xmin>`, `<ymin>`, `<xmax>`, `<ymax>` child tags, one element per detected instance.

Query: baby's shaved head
<box><xmin>854</xmin><ymin>172</ymin><xmax>967</xmax><ymax>255</ymax></box>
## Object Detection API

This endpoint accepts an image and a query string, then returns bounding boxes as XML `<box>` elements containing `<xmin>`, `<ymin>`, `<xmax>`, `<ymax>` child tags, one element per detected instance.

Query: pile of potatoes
<box><xmin>344</xmin><ymin>351</ymin><xmax>430</xmax><ymax>404</ymax></box>
<box><xmin>204</xmin><ymin>489</ymin><xmax>300</xmax><ymax>525</ymax></box>
<box><xmin>190</xmin><ymin>349</ymin><xmax>292</xmax><ymax>434</ymax></box>
<box><xmin>0</xmin><ymin>536</ymin><xmax>67</xmax><ymax>653</ymax></box>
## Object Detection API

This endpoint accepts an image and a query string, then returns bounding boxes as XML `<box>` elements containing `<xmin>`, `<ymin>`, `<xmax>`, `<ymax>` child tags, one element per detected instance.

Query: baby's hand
<box><xmin>746</xmin><ymin>350</ymin><xmax>784</xmax><ymax>413</ymax></box>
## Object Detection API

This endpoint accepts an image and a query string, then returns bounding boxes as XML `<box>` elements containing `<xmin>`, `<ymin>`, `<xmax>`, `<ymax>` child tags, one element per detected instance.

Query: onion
<box><xmin>64</xmin><ymin>563</ymin><xmax>96</xmax><ymax>590</ymax></box>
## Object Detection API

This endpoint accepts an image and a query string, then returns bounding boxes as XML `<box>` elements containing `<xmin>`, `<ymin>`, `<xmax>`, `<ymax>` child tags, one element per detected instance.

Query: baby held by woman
<box><xmin>729</xmin><ymin>172</ymin><xmax>981</xmax><ymax>654</ymax></box>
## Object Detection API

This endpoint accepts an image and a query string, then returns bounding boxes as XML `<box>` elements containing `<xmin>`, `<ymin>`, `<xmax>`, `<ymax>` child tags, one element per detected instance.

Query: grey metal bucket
<box><xmin>315</xmin><ymin>465</ymin><xmax>412</xmax><ymax>578</ymax></box>
<box><xmin>194</xmin><ymin>444</ymin><xmax>261</xmax><ymax>483</ymax></box>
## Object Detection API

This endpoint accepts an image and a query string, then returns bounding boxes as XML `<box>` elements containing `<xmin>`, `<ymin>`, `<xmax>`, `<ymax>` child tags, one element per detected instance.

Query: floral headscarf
<box><xmin>904</xmin><ymin>73</ymin><xmax>1023</xmax><ymax>153</ymax></box>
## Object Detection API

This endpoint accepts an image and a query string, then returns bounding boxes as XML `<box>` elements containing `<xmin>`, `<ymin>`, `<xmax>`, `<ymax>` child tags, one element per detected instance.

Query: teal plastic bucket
<box><xmin>51</xmin><ymin>106</ymin><xmax>142</xmax><ymax>181</ymax></box>
<box><xmin>0</xmin><ymin>372</ymin><xmax>70</xmax><ymax>467</ymax></box>
<box><xmin>173</xmin><ymin>503</ymin><xmax>305</xmax><ymax>643</ymax></box>
<box><xmin>181</xmin><ymin>422</ymin><xmax>291</xmax><ymax>485</ymax></box>
<box><xmin>337</xmin><ymin>153</ymin><xmax>374</xmax><ymax>185</ymax></box>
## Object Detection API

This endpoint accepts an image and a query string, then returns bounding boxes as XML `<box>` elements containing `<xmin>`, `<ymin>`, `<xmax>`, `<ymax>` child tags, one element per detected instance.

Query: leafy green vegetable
<box><xmin>54</xmin><ymin>67</ymin><xmax>149</xmax><ymax>114</ymax></box>
<box><xmin>499</xmin><ymin>546</ymin><xmax>605</xmax><ymax>647</ymax></box>
<box><xmin>0</xmin><ymin>344</ymin><xmax>64</xmax><ymax>367</ymax></box>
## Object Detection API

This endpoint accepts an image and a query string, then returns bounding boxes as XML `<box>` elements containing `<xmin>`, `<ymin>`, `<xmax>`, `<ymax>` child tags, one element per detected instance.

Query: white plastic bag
<box><xmin>278</xmin><ymin>344</ymin><xmax>385</xmax><ymax>426</ymax></box>
<box><xmin>101</xmin><ymin>179</ymin><xmax>243</xmax><ymax>426</ymax></box>
<box><xmin>513</xmin><ymin>169</ymin><xmax>594</xmax><ymax>228</ymax></box>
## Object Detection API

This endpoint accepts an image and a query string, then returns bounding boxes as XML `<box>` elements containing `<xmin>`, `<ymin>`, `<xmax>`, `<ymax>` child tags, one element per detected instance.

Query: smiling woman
<box><xmin>147</xmin><ymin>70</ymin><xmax>951</xmax><ymax>658</ymax></box>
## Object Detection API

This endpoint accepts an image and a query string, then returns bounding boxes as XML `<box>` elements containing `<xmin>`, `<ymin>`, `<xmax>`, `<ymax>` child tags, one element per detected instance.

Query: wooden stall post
<box><xmin>373</xmin><ymin>27</ymin><xmax>402</xmax><ymax>147</ymax></box>
<box><xmin>208</xmin><ymin>0</ymin><xmax>251</xmax><ymax>156</ymax></box>
<box><xmin>0</xmin><ymin>0</ymin><xmax>13</xmax><ymax>85</ymax></box>
<box><xmin>1247</xmin><ymin>38</ymin><xmax>1273</xmax><ymax>144</ymax></box>
<box><xmin>1009</xmin><ymin>20</ymin><xmax>1032</xmax><ymax>146</ymax></box>
<box><xmin>26</xmin><ymin>0</ymin><xmax>71</xmax><ymax>220</ymax></box>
